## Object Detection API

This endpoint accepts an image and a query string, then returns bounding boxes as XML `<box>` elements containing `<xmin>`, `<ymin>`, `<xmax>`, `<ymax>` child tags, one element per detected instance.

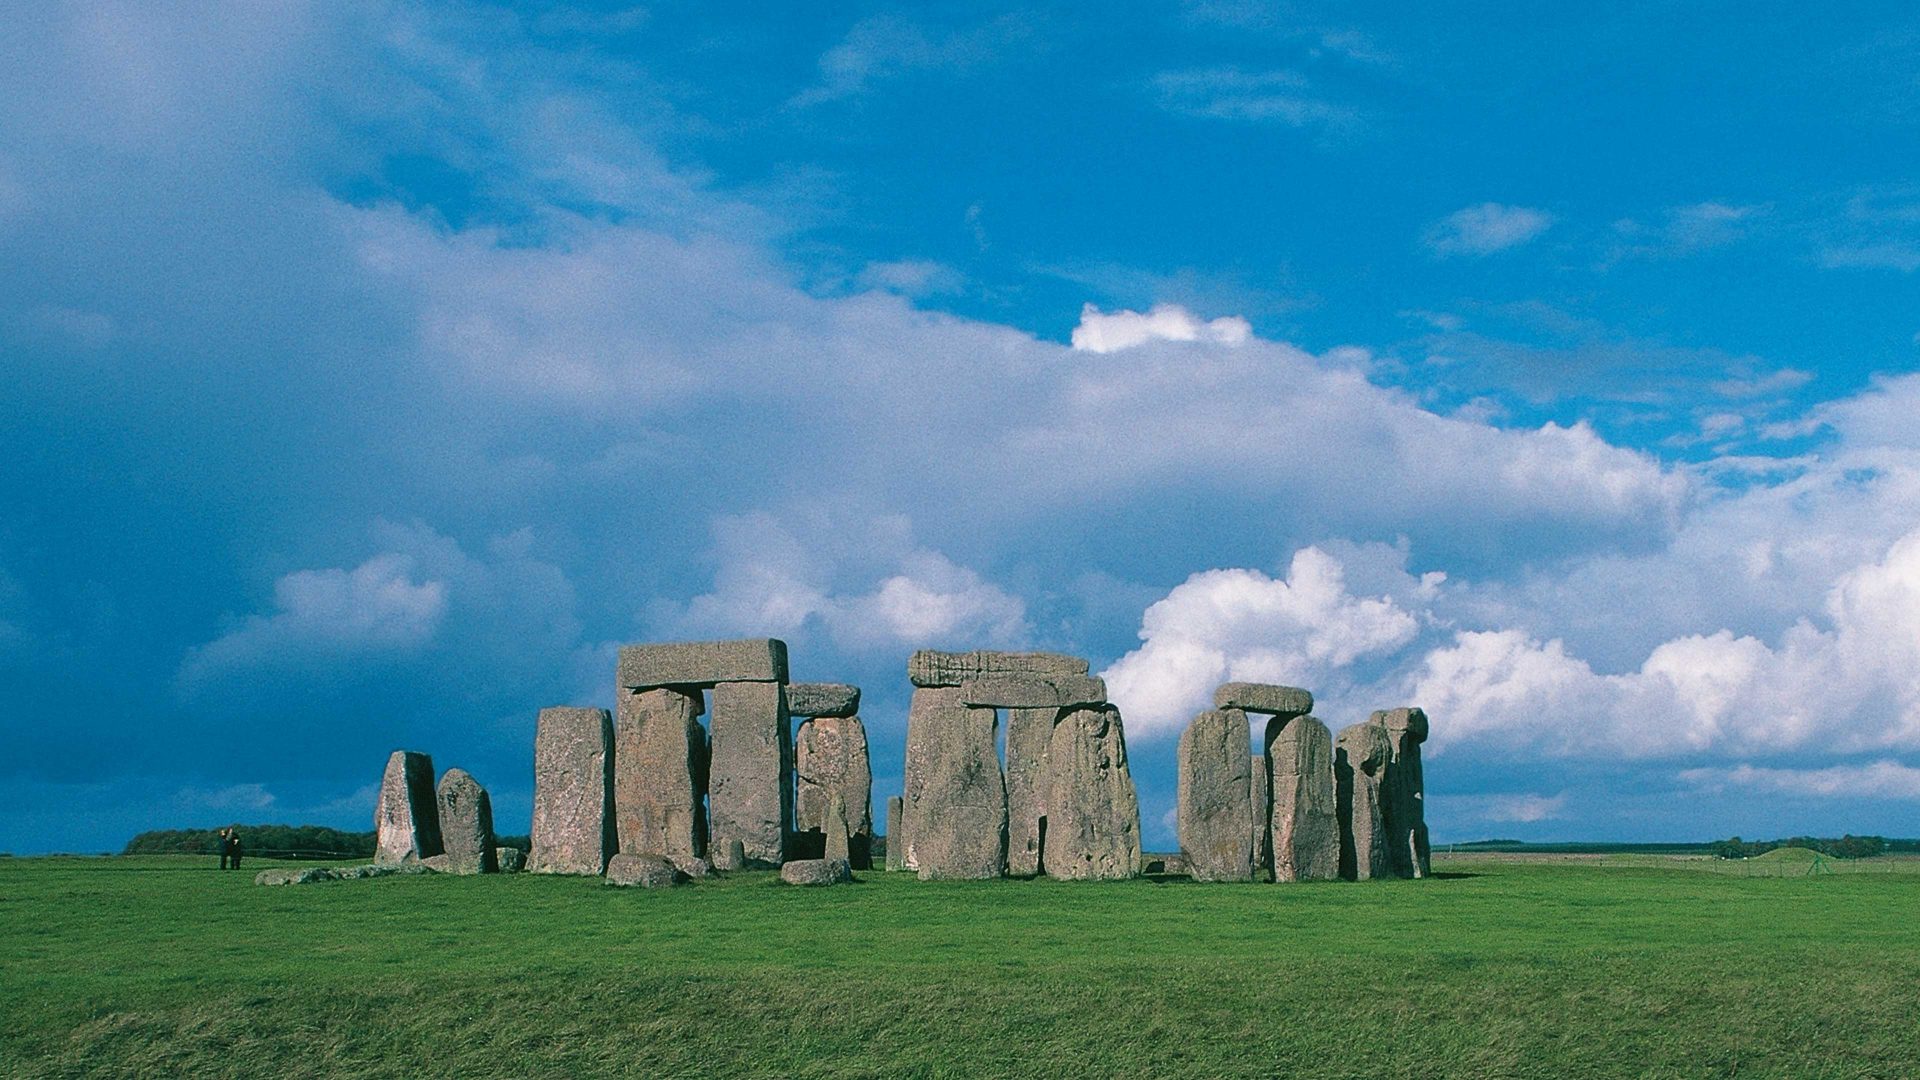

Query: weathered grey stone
<box><xmin>1177</xmin><ymin>709</ymin><xmax>1253</xmax><ymax>882</ymax></box>
<box><xmin>1214</xmin><ymin>682</ymin><xmax>1314</xmax><ymax>718</ymax></box>
<box><xmin>1249</xmin><ymin>754</ymin><xmax>1273</xmax><ymax>882</ymax></box>
<box><xmin>435</xmin><ymin>768</ymin><xmax>497</xmax><ymax>875</ymax></box>
<box><xmin>1335</xmin><ymin>722</ymin><xmax>1392</xmax><ymax>881</ymax></box>
<box><xmin>1372</xmin><ymin>707</ymin><xmax>1431</xmax><ymax>879</ymax></box>
<box><xmin>884</xmin><ymin>795</ymin><xmax>906</xmax><ymax>871</ymax></box>
<box><xmin>1141</xmin><ymin>853</ymin><xmax>1190</xmax><ymax>876</ymax></box>
<box><xmin>604</xmin><ymin>852</ymin><xmax>682</xmax><ymax>888</ymax></box>
<box><xmin>960</xmin><ymin>675</ymin><xmax>1107</xmax><ymax>710</ymax></box>
<box><xmin>615</xmin><ymin>687</ymin><xmax>708</xmax><ymax>863</ymax></box>
<box><xmin>1003</xmin><ymin>706</ymin><xmax>1057</xmax><ymax>877</ymax></box>
<box><xmin>1268</xmin><ymin>715</ymin><xmax>1340</xmax><ymax>882</ymax></box>
<box><xmin>421</xmin><ymin>853</ymin><xmax>452</xmax><ymax>872</ymax></box>
<box><xmin>709</xmin><ymin>681</ymin><xmax>792</xmax><ymax>867</ymax></box>
<box><xmin>255</xmin><ymin>867</ymin><xmax>339</xmax><ymax>886</ymax></box>
<box><xmin>908</xmin><ymin>650</ymin><xmax>1089</xmax><ymax>688</ymax></box>
<box><xmin>671</xmin><ymin>855</ymin><xmax>713</xmax><ymax>880</ymax></box>
<box><xmin>824</xmin><ymin>792</ymin><xmax>851</xmax><ymax>863</ymax></box>
<box><xmin>528</xmin><ymin>706</ymin><xmax>615</xmax><ymax>875</ymax></box>
<box><xmin>780</xmin><ymin>858</ymin><xmax>853</xmax><ymax>886</ymax></box>
<box><xmin>375</xmin><ymin>750</ymin><xmax>443</xmax><ymax>865</ymax></box>
<box><xmin>794</xmin><ymin>714</ymin><xmax>873</xmax><ymax>869</ymax></box>
<box><xmin>1042</xmin><ymin>705</ymin><xmax>1141</xmax><ymax>880</ymax></box>
<box><xmin>785</xmin><ymin>682</ymin><xmax>861</xmax><ymax>718</ymax></box>
<box><xmin>494</xmin><ymin>847</ymin><xmax>526</xmax><ymax>874</ymax></box>
<box><xmin>902</xmin><ymin>686</ymin><xmax>1007</xmax><ymax>880</ymax></box>
<box><xmin>617</xmin><ymin>638</ymin><xmax>788</xmax><ymax>690</ymax></box>
<box><xmin>714</xmin><ymin>837</ymin><xmax>747</xmax><ymax>872</ymax></box>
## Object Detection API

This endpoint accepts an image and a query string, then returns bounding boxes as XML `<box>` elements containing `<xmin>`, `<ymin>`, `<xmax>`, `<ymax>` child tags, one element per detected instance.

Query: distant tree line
<box><xmin>1705</xmin><ymin>835</ymin><xmax>1889</xmax><ymax>860</ymax></box>
<box><xmin>124</xmin><ymin>825</ymin><xmax>531</xmax><ymax>860</ymax></box>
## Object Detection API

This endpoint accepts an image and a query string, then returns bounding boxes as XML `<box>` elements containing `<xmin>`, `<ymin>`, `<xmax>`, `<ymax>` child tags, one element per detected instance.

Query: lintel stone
<box><xmin>1214</xmin><ymin>682</ymin><xmax>1314</xmax><ymax>717</ymax></box>
<box><xmin>617</xmin><ymin>639</ymin><xmax>788</xmax><ymax>690</ymax></box>
<box><xmin>960</xmin><ymin>674</ymin><xmax>1107</xmax><ymax>710</ymax></box>
<box><xmin>785</xmin><ymin>682</ymin><xmax>861</xmax><ymax>718</ymax></box>
<box><xmin>908</xmin><ymin>650</ymin><xmax>1089</xmax><ymax>688</ymax></box>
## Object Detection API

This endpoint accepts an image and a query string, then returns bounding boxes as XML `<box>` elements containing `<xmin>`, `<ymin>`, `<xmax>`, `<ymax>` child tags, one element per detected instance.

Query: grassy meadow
<box><xmin>3</xmin><ymin>853</ymin><xmax>1918</xmax><ymax>1078</ymax></box>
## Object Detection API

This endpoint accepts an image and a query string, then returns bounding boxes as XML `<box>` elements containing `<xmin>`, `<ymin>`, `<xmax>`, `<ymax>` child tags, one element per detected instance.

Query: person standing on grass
<box><xmin>228</xmin><ymin>828</ymin><xmax>243</xmax><ymax>871</ymax></box>
<box><xmin>218</xmin><ymin>826</ymin><xmax>234</xmax><ymax>870</ymax></box>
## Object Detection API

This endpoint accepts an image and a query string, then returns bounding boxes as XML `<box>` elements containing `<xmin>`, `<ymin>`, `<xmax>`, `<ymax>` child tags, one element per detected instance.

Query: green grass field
<box><xmin>4</xmin><ymin>854</ymin><xmax>1918</xmax><ymax>1078</ymax></box>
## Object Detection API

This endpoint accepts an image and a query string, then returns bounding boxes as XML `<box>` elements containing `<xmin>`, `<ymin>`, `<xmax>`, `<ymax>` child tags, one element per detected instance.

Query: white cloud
<box><xmin>1679</xmin><ymin>760</ymin><xmax>1920</xmax><ymax>800</ymax></box>
<box><xmin>1070</xmin><ymin>303</ymin><xmax>1251</xmax><ymax>353</ymax></box>
<box><xmin>1439</xmin><ymin>791</ymin><xmax>1568</xmax><ymax>823</ymax></box>
<box><xmin>858</xmin><ymin>259</ymin><xmax>963</xmax><ymax>297</ymax></box>
<box><xmin>790</xmin><ymin>15</ymin><xmax>1028</xmax><ymax>108</ymax></box>
<box><xmin>1425</xmin><ymin>203</ymin><xmax>1554</xmax><ymax>256</ymax></box>
<box><xmin>1152</xmin><ymin>67</ymin><xmax>1354</xmax><ymax>129</ymax></box>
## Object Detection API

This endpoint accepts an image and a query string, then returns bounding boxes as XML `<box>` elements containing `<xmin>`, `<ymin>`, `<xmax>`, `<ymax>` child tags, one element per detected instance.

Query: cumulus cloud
<box><xmin>1678</xmin><ymin>760</ymin><xmax>1920</xmax><ymax>800</ymax></box>
<box><xmin>1070</xmin><ymin>303</ymin><xmax>1251</xmax><ymax>353</ymax></box>
<box><xmin>1151</xmin><ymin>67</ymin><xmax>1355</xmax><ymax>129</ymax></box>
<box><xmin>1424</xmin><ymin>203</ymin><xmax>1554</xmax><ymax>256</ymax></box>
<box><xmin>1439</xmin><ymin>791</ymin><xmax>1568</xmax><ymax>823</ymax></box>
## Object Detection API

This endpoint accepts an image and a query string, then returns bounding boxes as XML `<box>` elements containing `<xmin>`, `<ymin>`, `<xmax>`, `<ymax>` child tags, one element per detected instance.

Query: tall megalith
<box><xmin>1043</xmin><ymin>704</ymin><xmax>1141</xmax><ymax>880</ymax></box>
<box><xmin>1269</xmin><ymin>715</ymin><xmax>1339</xmax><ymax>882</ymax></box>
<box><xmin>1372</xmin><ymin>707</ymin><xmax>1431</xmax><ymax>879</ymax></box>
<box><xmin>1249</xmin><ymin>754</ymin><xmax>1273</xmax><ymax>882</ymax></box>
<box><xmin>375</xmin><ymin>750</ymin><xmax>443</xmax><ymax>865</ymax></box>
<box><xmin>1003</xmin><ymin>706</ymin><xmax>1059</xmax><ymax>877</ymax></box>
<box><xmin>529</xmin><ymin>706</ymin><xmax>615</xmax><ymax>875</ymax></box>
<box><xmin>615</xmin><ymin>686</ymin><xmax>708</xmax><ymax>863</ymax></box>
<box><xmin>903</xmin><ymin>686</ymin><xmax>1006</xmax><ymax>880</ymax></box>
<box><xmin>435</xmin><ymin>767</ymin><xmax>496</xmax><ymax>874</ymax></box>
<box><xmin>1334</xmin><ymin>722</ymin><xmax>1391</xmax><ymax>881</ymax></box>
<box><xmin>884</xmin><ymin>794</ymin><xmax>907</xmax><ymax>871</ymax></box>
<box><xmin>795</xmin><ymin>713</ymin><xmax>873</xmax><ymax>869</ymax></box>
<box><xmin>1177</xmin><ymin>709</ymin><xmax>1253</xmax><ymax>882</ymax></box>
<box><xmin>709</xmin><ymin>680</ymin><xmax>792</xmax><ymax>867</ymax></box>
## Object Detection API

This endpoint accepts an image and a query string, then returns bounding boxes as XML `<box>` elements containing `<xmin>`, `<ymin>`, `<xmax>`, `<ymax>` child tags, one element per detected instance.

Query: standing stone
<box><xmin>1249</xmin><ymin>754</ymin><xmax>1273</xmax><ymax>882</ymax></box>
<box><xmin>902</xmin><ymin>686</ymin><xmax>1007</xmax><ymax>880</ymax></box>
<box><xmin>714</xmin><ymin>837</ymin><xmax>747</xmax><ymax>872</ymax></box>
<box><xmin>1269</xmin><ymin>715</ymin><xmax>1339</xmax><ymax>882</ymax></box>
<box><xmin>435</xmin><ymin>767</ymin><xmax>497</xmax><ymax>874</ymax></box>
<box><xmin>375</xmin><ymin>750</ymin><xmax>443</xmax><ymax>865</ymax></box>
<box><xmin>1042</xmin><ymin>705</ymin><xmax>1141</xmax><ymax>880</ymax></box>
<box><xmin>908</xmin><ymin>650</ymin><xmax>1089</xmax><ymax>688</ymax></box>
<box><xmin>1373</xmin><ymin>707</ymin><xmax>1432</xmax><ymax>879</ymax></box>
<box><xmin>1004</xmin><ymin>706</ymin><xmax>1058</xmax><ymax>877</ymax></box>
<box><xmin>1176</xmin><ymin>709</ymin><xmax>1253</xmax><ymax>882</ymax></box>
<box><xmin>709</xmin><ymin>680</ymin><xmax>791</xmax><ymax>867</ymax></box>
<box><xmin>618</xmin><ymin>638</ymin><xmax>788</xmax><ymax>689</ymax></box>
<box><xmin>615</xmin><ymin>687</ymin><xmax>708</xmax><ymax>863</ymax></box>
<box><xmin>785</xmin><ymin>682</ymin><xmax>861</xmax><ymax>718</ymax></box>
<box><xmin>1335</xmin><ymin>721</ymin><xmax>1392</xmax><ymax>881</ymax></box>
<box><xmin>529</xmin><ymin>706</ymin><xmax>615</xmax><ymax>875</ymax></box>
<box><xmin>1215</xmin><ymin>682</ymin><xmax>1314</xmax><ymax>717</ymax></box>
<box><xmin>794</xmin><ymin>714</ymin><xmax>873</xmax><ymax>869</ymax></box>
<box><xmin>495</xmin><ymin>847</ymin><xmax>526</xmax><ymax>874</ymax></box>
<box><xmin>884</xmin><ymin>795</ymin><xmax>906</xmax><ymax>871</ymax></box>
<box><xmin>824</xmin><ymin>792</ymin><xmax>851</xmax><ymax>863</ymax></box>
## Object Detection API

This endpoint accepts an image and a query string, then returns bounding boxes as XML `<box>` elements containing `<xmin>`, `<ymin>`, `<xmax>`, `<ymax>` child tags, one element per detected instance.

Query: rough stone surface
<box><xmin>713</xmin><ymin>837</ymin><xmax>747</xmax><ymax>872</ymax></box>
<box><xmin>1141</xmin><ymin>853</ymin><xmax>1190</xmax><ymax>876</ymax></box>
<box><xmin>884</xmin><ymin>795</ymin><xmax>906</xmax><ymax>871</ymax></box>
<box><xmin>780</xmin><ymin>858</ymin><xmax>853</xmax><ymax>886</ymax></box>
<box><xmin>1003</xmin><ymin>706</ymin><xmax>1057</xmax><ymax>877</ymax></box>
<box><xmin>1214</xmin><ymin>682</ymin><xmax>1315</xmax><ymax>718</ymax></box>
<box><xmin>1372</xmin><ymin>707</ymin><xmax>1432</xmax><ymax>879</ymax></box>
<box><xmin>435</xmin><ymin>768</ymin><xmax>497</xmax><ymax>875</ymax></box>
<box><xmin>785</xmin><ymin>682</ymin><xmax>861</xmax><ymax>718</ymax></box>
<box><xmin>255</xmin><ymin>867</ymin><xmax>337</xmax><ymax>886</ymax></box>
<box><xmin>1335</xmin><ymin>722</ymin><xmax>1392</xmax><ymax>881</ymax></box>
<box><xmin>495</xmin><ymin>847</ymin><xmax>526</xmax><ymax>874</ymax></box>
<box><xmin>617</xmin><ymin>638</ymin><xmax>788</xmax><ymax>690</ymax></box>
<box><xmin>824</xmin><ymin>792</ymin><xmax>851</xmax><ymax>863</ymax></box>
<box><xmin>902</xmin><ymin>686</ymin><xmax>1007</xmax><ymax>880</ymax></box>
<box><xmin>529</xmin><ymin>706</ymin><xmax>615</xmax><ymax>875</ymax></box>
<box><xmin>375</xmin><ymin>750</ymin><xmax>443</xmax><ymax>865</ymax></box>
<box><xmin>421</xmin><ymin>853</ymin><xmax>452</xmax><ymax>872</ymax></box>
<box><xmin>671</xmin><ymin>855</ymin><xmax>713</xmax><ymax>880</ymax></box>
<box><xmin>794</xmin><ymin>715</ymin><xmax>873</xmax><ymax>869</ymax></box>
<box><xmin>960</xmin><ymin>675</ymin><xmax>1107</xmax><ymax>710</ymax></box>
<box><xmin>1249</xmin><ymin>754</ymin><xmax>1273</xmax><ymax>882</ymax></box>
<box><xmin>1177</xmin><ymin>709</ymin><xmax>1254</xmax><ymax>882</ymax></box>
<box><xmin>1043</xmin><ymin>705</ymin><xmax>1141</xmax><ymax>880</ymax></box>
<box><xmin>615</xmin><ymin>687</ymin><xmax>708</xmax><ymax>863</ymax></box>
<box><xmin>604</xmin><ymin>852</ymin><xmax>682</xmax><ymax>888</ymax></box>
<box><xmin>1269</xmin><ymin>715</ymin><xmax>1340</xmax><ymax>882</ymax></box>
<box><xmin>708</xmin><ymin>680</ymin><xmax>792</xmax><ymax>867</ymax></box>
<box><xmin>908</xmin><ymin>650</ymin><xmax>1089</xmax><ymax>688</ymax></box>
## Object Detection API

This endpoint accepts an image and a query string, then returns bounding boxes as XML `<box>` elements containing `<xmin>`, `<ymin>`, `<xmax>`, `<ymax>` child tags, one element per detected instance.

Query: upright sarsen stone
<box><xmin>908</xmin><ymin>650</ymin><xmax>1089</xmax><ymax>688</ymax></box>
<box><xmin>435</xmin><ymin>767</ymin><xmax>496</xmax><ymax>874</ymax></box>
<box><xmin>1004</xmin><ymin>706</ymin><xmax>1058</xmax><ymax>877</ymax></box>
<box><xmin>1335</xmin><ymin>722</ymin><xmax>1391</xmax><ymax>881</ymax></box>
<box><xmin>1177</xmin><ymin>709</ymin><xmax>1253</xmax><ymax>882</ymax></box>
<box><xmin>1249</xmin><ymin>754</ymin><xmax>1273</xmax><ymax>882</ymax></box>
<box><xmin>1043</xmin><ymin>705</ymin><xmax>1141</xmax><ymax>880</ymax></box>
<box><xmin>618</xmin><ymin>638</ymin><xmax>788</xmax><ymax>690</ymax></box>
<box><xmin>709</xmin><ymin>680</ymin><xmax>791</xmax><ymax>867</ymax></box>
<box><xmin>615</xmin><ymin>687</ymin><xmax>708</xmax><ymax>863</ymax></box>
<box><xmin>903</xmin><ymin>686</ymin><xmax>1006</xmax><ymax>880</ymax></box>
<box><xmin>375</xmin><ymin>751</ymin><xmax>442</xmax><ymax>865</ymax></box>
<box><xmin>824</xmin><ymin>792</ymin><xmax>851</xmax><ymax>864</ymax></box>
<box><xmin>1269</xmin><ymin>715</ymin><xmax>1339</xmax><ymax>882</ymax></box>
<box><xmin>884</xmin><ymin>795</ymin><xmax>906</xmax><ymax>871</ymax></box>
<box><xmin>1372</xmin><ymin>707</ymin><xmax>1431</xmax><ymax>879</ymax></box>
<box><xmin>529</xmin><ymin>707</ymin><xmax>615</xmax><ymax>875</ymax></box>
<box><xmin>795</xmin><ymin>714</ymin><xmax>873</xmax><ymax>868</ymax></box>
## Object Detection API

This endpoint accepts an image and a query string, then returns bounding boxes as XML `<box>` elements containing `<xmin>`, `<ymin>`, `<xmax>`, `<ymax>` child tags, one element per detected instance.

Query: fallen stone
<box><xmin>1214</xmin><ymin>682</ymin><xmax>1314</xmax><ymax>718</ymax></box>
<box><xmin>1177</xmin><ymin>709</ymin><xmax>1253</xmax><ymax>882</ymax></box>
<box><xmin>1335</xmin><ymin>722</ymin><xmax>1392</xmax><ymax>881</ymax></box>
<box><xmin>1371</xmin><ymin>707</ymin><xmax>1431</xmax><ymax>879</ymax></box>
<box><xmin>794</xmin><ymin>714</ymin><xmax>873</xmax><ymax>869</ymax></box>
<box><xmin>960</xmin><ymin>675</ymin><xmax>1107</xmax><ymax>710</ymax></box>
<box><xmin>605</xmin><ymin>852</ymin><xmax>683</xmax><ymax>888</ymax></box>
<box><xmin>1142</xmin><ymin>853</ymin><xmax>1190</xmax><ymax>876</ymax></box>
<box><xmin>824</xmin><ymin>792</ymin><xmax>851</xmax><ymax>863</ymax></box>
<box><xmin>1269</xmin><ymin>715</ymin><xmax>1340</xmax><ymax>882</ymax></box>
<box><xmin>374</xmin><ymin>750</ymin><xmax>443</xmax><ymax>865</ymax></box>
<box><xmin>528</xmin><ymin>706</ymin><xmax>615</xmax><ymax>875</ymax></box>
<box><xmin>618</xmin><ymin>638</ymin><xmax>788</xmax><ymax>690</ymax></box>
<box><xmin>785</xmin><ymin>682</ymin><xmax>861</xmax><ymax>718</ymax></box>
<box><xmin>671</xmin><ymin>855</ymin><xmax>713</xmax><ymax>880</ymax></box>
<box><xmin>435</xmin><ymin>768</ymin><xmax>497</xmax><ymax>875</ymax></box>
<box><xmin>780</xmin><ymin>858</ymin><xmax>853</xmax><ymax>886</ymax></box>
<box><xmin>254</xmin><ymin>867</ymin><xmax>339</xmax><ymax>886</ymax></box>
<box><xmin>908</xmin><ymin>650</ymin><xmax>1089</xmax><ymax>688</ymax></box>
<box><xmin>421</xmin><ymin>853</ymin><xmax>451</xmax><ymax>872</ymax></box>
<box><xmin>1003</xmin><ymin>706</ymin><xmax>1057</xmax><ymax>877</ymax></box>
<box><xmin>903</xmin><ymin>686</ymin><xmax>1007</xmax><ymax>880</ymax></box>
<box><xmin>1042</xmin><ymin>705</ymin><xmax>1141</xmax><ymax>880</ymax></box>
<box><xmin>615</xmin><ymin>686</ymin><xmax>708</xmax><ymax>864</ymax></box>
<box><xmin>709</xmin><ymin>680</ymin><xmax>792</xmax><ymax>867</ymax></box>
<box><xmin>494</xmin><ymin>847</ymin><xmax>526</xmax><ymax>874</ymax></box>
<box><xmin>1249</xmin><ymin>754</ymin><xmax>1273</xmax><ymax>882</ymax></box>
<box><xmin>884</xmin><ymin>796</ymin><xmax>907</xmax><ymax>871</ymax></box>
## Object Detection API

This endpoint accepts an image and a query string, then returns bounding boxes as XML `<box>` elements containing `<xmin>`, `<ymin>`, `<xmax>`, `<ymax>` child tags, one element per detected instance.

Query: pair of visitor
<box><xmin>218</xmin><ymin>826</ymin><xmax>244</xmax><ymax>870</ymax></box>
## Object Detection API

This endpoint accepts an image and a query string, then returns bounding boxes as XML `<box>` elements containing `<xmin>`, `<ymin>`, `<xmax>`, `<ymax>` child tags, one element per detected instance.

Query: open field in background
<box><xmin>4</xmin><ymin>855</ymin><xmax>1918</xmax><ymax>1078</ymax></box>
<box><xmin>1433</xmin><ymin>847</ymin><xmax>1920</xmax><ymax>876</ymax></box>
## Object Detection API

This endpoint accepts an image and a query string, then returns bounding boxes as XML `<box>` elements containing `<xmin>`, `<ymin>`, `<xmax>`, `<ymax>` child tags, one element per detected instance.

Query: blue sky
<box><xmin>3</xmin><ymin>2</ymin><xmax>1918</xmax><ymax>853</ymax></box>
